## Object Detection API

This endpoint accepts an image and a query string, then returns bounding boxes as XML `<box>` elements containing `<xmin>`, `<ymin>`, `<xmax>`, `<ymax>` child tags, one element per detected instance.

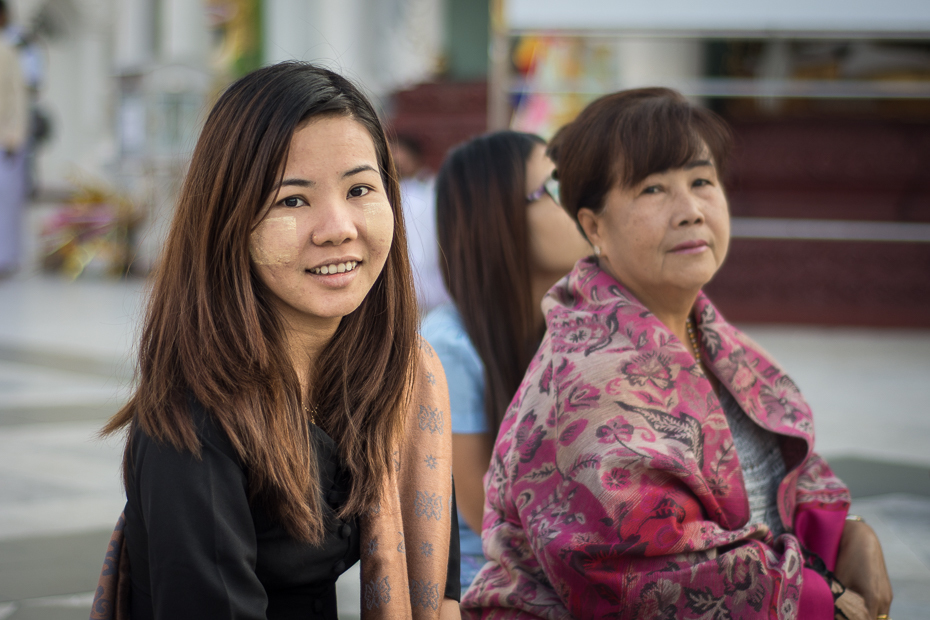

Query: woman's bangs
<box><xmin>619</xmin><ymin>106</ymin><xmax>713</xmax><ymax>188</ymax></box>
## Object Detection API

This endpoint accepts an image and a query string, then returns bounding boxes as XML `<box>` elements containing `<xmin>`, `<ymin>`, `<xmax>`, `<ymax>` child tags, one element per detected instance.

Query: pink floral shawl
<box><xmin>461</xmin><ymin>257</ymin><xmax>849</xmax><ymax>620</ymax></box>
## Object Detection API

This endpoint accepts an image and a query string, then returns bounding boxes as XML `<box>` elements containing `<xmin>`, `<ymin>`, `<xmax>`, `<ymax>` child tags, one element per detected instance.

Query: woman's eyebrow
<box><xmin>342</xmin><ymin>164</ymin><xmax>378</xmax><ymax>178</ymax></box>
<box><xmin>271</xmin><ymin>164</ymin><xmax>376</xmax><ymax>191</ymax></box>
<box><xmin>274</xmin><ymin>178</ymin><xmax>313</xmax><ymax>191</ymax></box>
<box><xmin>684</xmin><ymin>159</ymin><xmax>714</xmax><ymax>170</ymax></box>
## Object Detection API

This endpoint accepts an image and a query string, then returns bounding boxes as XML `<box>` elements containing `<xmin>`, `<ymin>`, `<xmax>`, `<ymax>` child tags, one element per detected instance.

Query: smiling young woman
<box><xmin>92</xmin><ymin>63</ymin><xmax>460</xmax><ymax>620</ymax></box>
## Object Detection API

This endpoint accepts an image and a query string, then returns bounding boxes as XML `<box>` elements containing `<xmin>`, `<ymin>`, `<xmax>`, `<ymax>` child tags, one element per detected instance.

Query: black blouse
<box><xmin>124</xmin><ymin>401</ymin><xmax>461</xmax><ymax>620</ymax></box>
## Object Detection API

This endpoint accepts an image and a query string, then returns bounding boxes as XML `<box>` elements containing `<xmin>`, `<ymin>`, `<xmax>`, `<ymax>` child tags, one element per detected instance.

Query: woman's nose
<box><xmin>674</xmin><ymin>190</ymin><xmax>705</xmax><ymax>226</ymax></box>
<box><xmin>311</xmin><ymin>200</ymin><xmax>358</xmax><ymax>246</ymax></box>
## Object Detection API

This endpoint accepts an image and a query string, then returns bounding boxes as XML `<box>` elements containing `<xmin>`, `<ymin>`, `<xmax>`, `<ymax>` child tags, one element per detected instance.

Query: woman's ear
<box><xmin>577</xmin><ymin>208</ymin><xmax>600</xmax><ymax>247</ymax></box>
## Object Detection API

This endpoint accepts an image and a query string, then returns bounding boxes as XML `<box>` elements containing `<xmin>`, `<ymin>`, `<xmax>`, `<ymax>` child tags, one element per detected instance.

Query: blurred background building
<box><xmin>1</xmin><ymin>1</ymin><xmax>929</xmax><ymax>618</ymax></box>
<box><xmin>5</xmin><ymin>0</ymin><xmax>929</xmax><ymax>324</ymax></box>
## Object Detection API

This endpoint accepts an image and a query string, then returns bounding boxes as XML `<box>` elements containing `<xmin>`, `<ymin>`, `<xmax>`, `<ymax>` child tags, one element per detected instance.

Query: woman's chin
<box><xmin>276</xmin><ymin>294</ymin><xmax>366</xmax><ymax>326</ymax></box>
<box><xmin>669</xmin><ymin>258</ymin><xmax>723</xmax><ymax>291</ymax></box>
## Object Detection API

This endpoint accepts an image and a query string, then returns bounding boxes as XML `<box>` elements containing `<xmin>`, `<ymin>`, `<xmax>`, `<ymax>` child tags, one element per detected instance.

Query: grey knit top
<box><xmin>719</xmin><ymin>388</ymin><xmax>787</xmax><ymax>538</ymax></box>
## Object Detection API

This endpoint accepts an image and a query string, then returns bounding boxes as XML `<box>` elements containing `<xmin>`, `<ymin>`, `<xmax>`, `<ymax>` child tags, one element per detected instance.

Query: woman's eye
<box><xmin>641</xmin><ymin>185</ymin><xmax>662</xmax><ymax>195</ymax></box>
<box><xmin>693</xmin><ymin>178</ymin><xmax>712</xmax><ymax>188</ymax></box>
<box><xmin>348</xmin><ymin>186</ymin><xmax>371</xmax><ymax>198</ymax></box>
<box><xmin>280</xmin><ymin>196</ymin><xmax>306</xmax><ymax>208</ymax></box>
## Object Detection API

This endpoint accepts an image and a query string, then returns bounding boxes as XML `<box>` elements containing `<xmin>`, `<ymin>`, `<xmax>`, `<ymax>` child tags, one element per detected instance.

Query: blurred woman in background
<box><xmin>462</xmin><ymin>89</ymin><xmax>890</xmax><ymax>620</ymax></box>
<box><xmin>92</xmin><ymin>62</ymin><xmax>459</xmax><ymax>620</ymax></box>
<box><xmin>422</xmin><ymin>131</ymin><xmax>590</xmax><ymax>589</ymax></box>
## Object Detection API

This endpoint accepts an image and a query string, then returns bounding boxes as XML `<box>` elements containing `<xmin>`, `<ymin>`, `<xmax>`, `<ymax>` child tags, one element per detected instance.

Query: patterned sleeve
<box><xmin>422</xmin><ymin>308</ymin><xmax>488</xmax><ymax>435</ymax></box>
<box><xmin>397</xmin><ymin>340</ymin><xmax>457</xmax><ymax>613</ymax></box>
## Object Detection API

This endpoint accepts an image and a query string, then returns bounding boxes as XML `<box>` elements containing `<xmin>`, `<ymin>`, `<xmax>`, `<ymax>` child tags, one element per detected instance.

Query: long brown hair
<box><xmin>550</xmin><ymin>87</ymin><xmax>732</xmax><ymax>221</ymax></box>
<box><xmin>435</xmin><ymin>131</ymin><xmax>545</xmax><ymax>434</ymax></box>
<box><xmin>103</xmin><ymin>62</ymin><xmax>418</xmax><ymax>543</ymax></box>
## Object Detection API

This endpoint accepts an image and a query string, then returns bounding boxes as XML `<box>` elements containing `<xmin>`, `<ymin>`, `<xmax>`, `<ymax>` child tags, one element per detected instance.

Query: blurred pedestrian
<box><xmin>92</xmin><ymin>62</ymin><xmax>460</xmax><ymax>619</ymax></box>
<box><xmin>422</xmin><ymin>130</ymin><xmax>590</xmax><ymax>589</ymax></box>
<box><xmin>3</xmin><ymin>6</ymin><xmax>47</xmax><ymax>198</ymax></box>
<box><xmin>0</xmin><ymin>0</ymin><xmax>28</xmax><ymax>277</ymax></box>
<box><xmin>392</xmin><ymin>134</ymin><xmax>450</xmax><ymax>313</ymax></box>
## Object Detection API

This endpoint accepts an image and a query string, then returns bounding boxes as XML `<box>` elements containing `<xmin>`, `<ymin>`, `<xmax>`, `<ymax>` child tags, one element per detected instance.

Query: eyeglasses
<box><xmin>526</xmin><ymin>175</ymin><xmax>560</xmax><ymax>206</ymax></box>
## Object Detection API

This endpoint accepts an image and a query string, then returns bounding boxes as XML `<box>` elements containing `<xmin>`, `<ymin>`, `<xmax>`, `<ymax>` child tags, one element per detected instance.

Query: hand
<box><xmin>440</xmin><ymin>597</ymin><xmax>462</xmax><ymax>620</ymax></box>
<box><xmin>833</xmin><ymin>519</ymin><xmax>893</xmax><ymax>617</ymax></box>
<box><xmin>835</xmin><ymin>589</ymin><xmax>870</xmax><ymax>620</ymax></box>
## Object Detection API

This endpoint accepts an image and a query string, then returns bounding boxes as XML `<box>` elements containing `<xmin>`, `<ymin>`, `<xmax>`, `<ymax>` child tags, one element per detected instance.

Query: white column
<box><xmin>39</xmin><ymin>0</ymin><xmax>117</xmax><ymax>186</ymax></box>
<box><xmin>263</xmin><ymin>0</ymin><xmax>319</xmax><ymax>65</ymax></box>
<box><xmin>263</xmin><ymin>0</ymin><xmax>444</xmax><ymax>100</ymax></box>
<box><xmin>161</xmin><ymin>0</ymin><xmax>208</xmax><ymax>64</ymax></box>
<box><xmin>367</xmin><ymin>0</ymin><xmax>443</xmax><ymax>94</ymax></box>
<box><xmin>264</xmin><ymin>0</ymin><xmax>378</xmax><ymax>93</ymax></box>
<box><xmin>114</xmin><ymin>0</ymin><xmax>153</xmax><ymax>69</ymax></box>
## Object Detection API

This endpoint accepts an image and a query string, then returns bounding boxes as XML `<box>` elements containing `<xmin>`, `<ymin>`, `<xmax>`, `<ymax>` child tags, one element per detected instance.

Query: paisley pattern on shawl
<box><xmin>461</xmin><ymin>257</ymin><xmax>850</xmax><ymax>620</ymax></box>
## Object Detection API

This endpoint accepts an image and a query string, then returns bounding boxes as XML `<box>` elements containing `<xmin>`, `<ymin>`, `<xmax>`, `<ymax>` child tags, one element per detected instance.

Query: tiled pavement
<box><xmin>0</xmin><ymin>274</ymin><xmax>927</xmax><ymax>619</ymax></box>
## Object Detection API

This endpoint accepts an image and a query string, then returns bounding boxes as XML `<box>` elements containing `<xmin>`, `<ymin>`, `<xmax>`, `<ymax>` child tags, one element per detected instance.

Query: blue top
<box><xmin>421</xmin><ymin>304</ymin><xmax>487</xmax><ymax>558</ymax></box>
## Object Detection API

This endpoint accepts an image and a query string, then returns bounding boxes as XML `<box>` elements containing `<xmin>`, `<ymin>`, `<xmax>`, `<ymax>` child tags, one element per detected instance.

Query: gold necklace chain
<box><xmin>685</xmin><ymin>316</ymin><xmax>701</xmax><ymax>360</ymax></box>
<box><xmin>303</xmin><ymin>403</ymin><xmax>318</xmax><ymax>425</ymax></box>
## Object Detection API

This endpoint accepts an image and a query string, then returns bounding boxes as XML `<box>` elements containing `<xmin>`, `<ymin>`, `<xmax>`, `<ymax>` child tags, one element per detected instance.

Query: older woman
<box><xmin>462</xmin><ymin>89</ymin><xmax>891</xmax><ymax>620</ymax></box>
<box><xmin>90</xmin><ymin>62</ymin><xmax>459</xmax><ymax>620</ymax></box>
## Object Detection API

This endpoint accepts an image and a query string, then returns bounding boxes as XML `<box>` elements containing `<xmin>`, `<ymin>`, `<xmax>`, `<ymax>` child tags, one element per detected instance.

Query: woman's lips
<box><xmin>670</xmin><ymin>240</ymin><xmax>709</xmax><ymax>254</ymax></box>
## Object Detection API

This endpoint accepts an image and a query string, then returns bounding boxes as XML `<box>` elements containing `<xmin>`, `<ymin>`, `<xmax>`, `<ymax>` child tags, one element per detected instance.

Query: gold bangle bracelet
<box><xmin>876</xmin><ymin>614</ymin><xmax>890</xmax><ymax>619</ymax></box>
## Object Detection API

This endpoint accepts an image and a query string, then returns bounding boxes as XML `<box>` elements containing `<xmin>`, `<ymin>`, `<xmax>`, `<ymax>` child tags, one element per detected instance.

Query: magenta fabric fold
<box><xmin>462</xmin><ymin>257</ymin><xmax>849</xmax><ymax>620</ymax></box>
<box><xmin>795</xmin><ymin>507</ymin><xmax>848</xmax><ymax>573</ymax></box>
<box><xmin>799</xmin><ymin>567</ymin><xmax>836</xmax><ymax>619</ymax></box>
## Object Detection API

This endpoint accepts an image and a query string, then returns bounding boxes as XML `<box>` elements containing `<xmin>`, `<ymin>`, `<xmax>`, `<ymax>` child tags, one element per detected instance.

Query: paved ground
<box><xmin>0</xmin><ymin>272</ymin><xmax>927</xmax><ymax>619</ymax></box>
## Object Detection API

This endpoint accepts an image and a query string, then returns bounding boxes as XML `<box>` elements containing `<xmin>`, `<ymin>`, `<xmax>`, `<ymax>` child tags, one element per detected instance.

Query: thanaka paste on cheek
<box><xmin>362</xmin><ymin>200</ymin><xmax>394</xmax><ymax>259</ymax></box>
<box><xmin>250</xmin><ymin>216</ymin><xmax>298</xmax><ymax>265</ymax></box>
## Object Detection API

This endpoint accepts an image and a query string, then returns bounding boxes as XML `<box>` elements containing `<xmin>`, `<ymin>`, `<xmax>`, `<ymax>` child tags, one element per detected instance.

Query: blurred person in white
<box><xmin>3</xmin><ymin>3</ymin><xmax>46</xmax><ymax>198</ymax></box>
<box><xmin>1</xmin><ymin>5</ymin><xmax>42</xmax><ymax>92</ymax></box>
<box><xmin>421</xmin><ymin>130</ymin><xmax>590</xmax><ymax>589</ymax></box>
<box><xmin>392</xmin><ymin>134</ymin><xmax>450</xmax><ymax>313</ymax></box>
<box><xmin>0</xmin><ymin>0</ymin><xmax>28</xmax><ymax>277</ymax></box>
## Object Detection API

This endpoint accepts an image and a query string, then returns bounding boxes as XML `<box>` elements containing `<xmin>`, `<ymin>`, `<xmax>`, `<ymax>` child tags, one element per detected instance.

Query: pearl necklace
<box><xmin>685</xmin><ymin>316</ymin><xmax>701</xmax><ymax>360</ymax></box>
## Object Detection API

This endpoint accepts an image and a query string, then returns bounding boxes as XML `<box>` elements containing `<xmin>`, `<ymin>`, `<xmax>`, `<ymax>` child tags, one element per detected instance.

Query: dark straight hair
<box><xmin>435</xmin><ymin>130</ymin><xmax>545</xmax><ymax>435</ymax></box>
<box><xmin>103</xmin><ymin>62</ymin><xmax>418</xmax><ymax>544</ymax></box>
<box><xmin>549</xmin><ymin>87</ymin><xmax>732</xmax><ymax>222</ymax></box>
